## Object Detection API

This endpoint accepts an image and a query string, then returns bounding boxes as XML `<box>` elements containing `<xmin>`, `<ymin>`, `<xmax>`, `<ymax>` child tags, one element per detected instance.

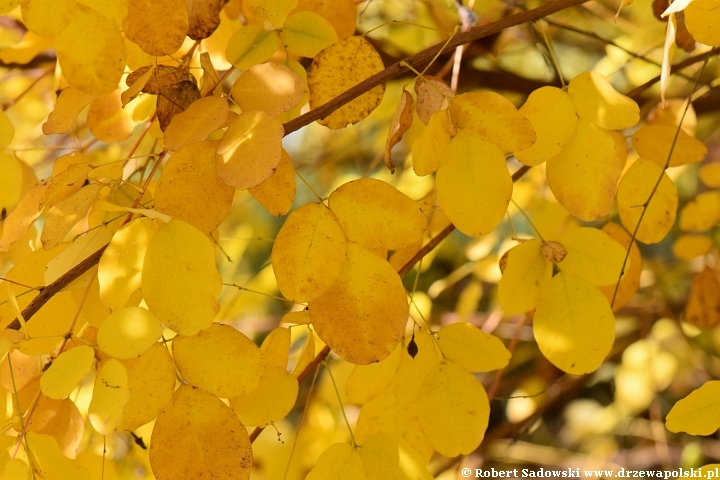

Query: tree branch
<box><xmin>281</xmin><ymin>0</ymin><xmax>590</xmax><ymax>135</ymax></box>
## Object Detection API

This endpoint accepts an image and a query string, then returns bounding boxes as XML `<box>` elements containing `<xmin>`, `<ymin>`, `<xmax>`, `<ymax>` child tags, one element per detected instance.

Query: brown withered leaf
<box><xmin>675</xmin><ymin>11</ymin><xmax>696</xmax><ymax>52</ymax></box>
<box><xmin>126</xmin><ymin>65</ymin><xmax>196</xmax><ymax>96</ymax></box>
<box><xmin>541</xmin><ymin>241</ymin><xmax>567</xmax><ymax>263</ymax></box>
<box><xmin>414</xmin><ymin>75</ymin><xmax>453</xmax><ymax>125</ymax></box>
<box><xmin>384</xmin><ymin>90</ymin><xmax>413</xmax><ymax>174</ymax></box>
<box><xmin>157</xmin><ymin>80</ymin><xmax>201</xmax><ymax>131</ymax></box>
<box><xmin>188</xmin><ymin>0</ymin><xmax>222</xmax><ymax>40</ymax></box>
<box><xmin>685</xmin><ymin>266</ymin><xmax>720</xmax><ymax>329</ymax></box>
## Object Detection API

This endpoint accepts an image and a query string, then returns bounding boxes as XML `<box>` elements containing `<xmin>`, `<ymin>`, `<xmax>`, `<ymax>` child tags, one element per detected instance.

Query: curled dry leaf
<box><xmin>384</xmin><ymin>90</ymin><xmax>413</xmax><ymax>173</ymax></box>
<box><xmin>685</xmin><ymin>266</ymin><xmax>720</xmax><ymax>329</ymax></box>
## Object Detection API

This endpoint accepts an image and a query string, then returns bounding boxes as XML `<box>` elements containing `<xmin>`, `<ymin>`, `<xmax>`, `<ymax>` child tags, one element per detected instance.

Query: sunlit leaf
<box><xmin>40</xmin><ymin>346</ymin><xmax>95</xmax><ymax>400</ymax></box>
<box><xmin>497</xmin><ymin>239</ymin><xmax>552</xmax><ymax>314</ymax></box>
<box><xmin>666</xmin><ymin>381</ymin><xmax>720</xmax><ymax>435</ymax></box>
<box><xmin>123</xmin><ymin>0</ymin><xmax>189</xmax><ymax>55</ymax></box>
<box><xmin>88</xmin><ymin>358</ymin><xmax>129</xmax><ymax>434</ymax></box>
<box><xmin>309</xmin><ymin>243</ymin><xmax>409</xmax><ymax>365</ymax></box>
<box><xmin>534</xmin><ymin>272</ymin><xmax>615</xmax><ymax>375</ymax></box>
<box><xmin>230</xmin><ymin>63</ymin><xmax>307</xmax><ymax>117</ymax></box>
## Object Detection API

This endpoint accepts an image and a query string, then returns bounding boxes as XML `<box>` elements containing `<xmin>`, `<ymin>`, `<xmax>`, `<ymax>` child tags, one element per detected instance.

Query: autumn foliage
<box><xmin>0</xmin><ymin>0</ymin><xmax>720</xmax><ymax>478</ymax></box>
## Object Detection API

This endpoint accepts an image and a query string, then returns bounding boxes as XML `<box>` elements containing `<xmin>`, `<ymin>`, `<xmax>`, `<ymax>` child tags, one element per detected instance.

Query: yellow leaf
<box><xmin>88</xmin><ymin>358</ymin><xmax>129</xmax><ymax>434</ymax></box>
<box><xmin>97</xmin><ymin>306</ymin><xmax>162</xmax><ymax>359</ymax></box>
<box><xmin>437</xmin><ymin>322</ymin><xmax>511</xmax><ymax>372</ymax></box>
<box><xmin>199</xmin><ymin>52</ymin><xmax>219</xmax><ymax>96</ymax></box>
<box><xmin>385</xmin><ymin>90</ymin><xmax>413</xmax><ymax>173</ymax></box>
<box><xmin>392</xmin><ymin>331</ymin><xmax>440</xmax><ymax>404</ymax></box>
<box><xmin>673</xmin><ymin>234</ymin><xmax>712</xmax><ymax>260</ymax></box>
<box><xmin>118</xmin><ymin>343</ymin><xmax>176</xmax><ymax>431</ymax></box>
<box><xmin>617</xmin><ymin>158</ymin><xmax>678</xmax><ymax>244</ymax></box>
<box><xmin>0</xmin><ymin>31</ymin><xmax>53</xmax><ymax>65</ymax></box>
<box><xmin>514</xmin><ymin>86</ymin><xmax>577</xmax><ymax>166</ymax></box>
<box><xmin>414</xmin><ymin>361</ymin><xmax>489</xmax><ymax>457</ymax></box>
<box><xmin>172</xmin><ymin>323</ymin><xmax>263</xmax><ymax>397</ymax></box>
<box><xmin>449</xmin><ymin>91</ymin><xmax>536</xmax><ymax>152</ymax></box>
<box><xmin>308</xmin><ymin>35</ymin><xmax>385</xmax><ymax>129</ymax></box>
<box><xmin>684</xmin><ymin>266</ymin><xmax>720</xmax><ymax>329</ymax></box>
<box><xmin>685</xmin><ymin>0</ymin><xmax>720</xmax><ymax>46</ymax></box>
<box><xmin>40</xmin><ymin>346</ymin><xmax>95</xmax><ymax>400</ymax></box>
<box><xmin>0</xmin><ymin>153</ymin><xmax>22</xmax><ymax>212</ymax></box>
<box><xmin>41</xmin><ymin>183</ymin><xmax>103</xmax><ymax>250</ymax></box>
<box><xmin>230</xmin><ymin>366</ymin><xmax>298</xmax><ymax>426</ymax></box>
<box><xmin>249</xmin><ymin>0</ymin><xmax>297</xmax><ymax>29</ymax></box>
<box><xmin>280</xmin><ymin>11</ymin><xmax>338</xmax><ymax>58</ymax></box>
<box><xmin>98</xmin><ymin>218</ymin><xmax>155</xmax><ymax>311</ymax></box>
<box><xmin>225</xmin><ymin>25</ymin><xmax>281</xmax><ymax>70</ymax></box>
<box><xmin>679</xmin><ymin>191</ymin><xmax>720</xmax><ymax>232</ymax></box>
<box><xmin>295</xmin><ymin>0</ymin><xmax>356</xmax><ymax>38</ymax></box>
<box><xmin>598</xmin><ymin>222</ymin><xmax>643</xmax><ymax>311</ymax></box>
<box><xmin>230</xmin><ymin>62</ymin><xmax>307</xmax><ymax>117</ymax></box>
<box><xmin>567</xmin><ymin>72</ymin><xmax>639</xmax><ymax>130</ymax></box>
<box><xmin>310</xmin><ymin>243</ymin><xmax>409</xmax><ymax>365</ymax></box>
<box><xmin>0</xmin><ymin>0</ymin><xmax>19</xmax><ymax>14</ymax></box>
<box><xmin>155</xmin><ymin>141</ymin><xmax>235</xmax><ymax>233</ymax></box>
<box><xmin>359</xmin><ymin>433</ymin><xmax>432</xmax><ymax>480</ymax></box>
<box><xmin>260</xmin><ymin>326</ymin><xmax>291</xmax><ymax>368</ymax></box>
<box><xmin>546</xmin><ymin>119</ymin><xmax>622</xmax><ymax>221</ymax></box>
<box><xmin>87</xmin><ymin>90</ymin><xmax>133</xmax><ymax>143</ymax></box>
<box><xmin>42</xmin><ymin>160</ymin><xmax>88</xmax><ymax>210</ymax></box>
<box><xmin>413</xmin><ymin>75</ymin><xmax>453</xmax><ymax>125</ymax></box>
<box><xmin>42</xmin><ymin>87</ymin><xmax>95</xmax><ymax>135</ymax></box>
<box><xmin>55</xmin><ymin>5</ymin><xmax>125</xmax><ymax>96</ymax></box>
<box><xmin>0</xmin><ymin>459</ymin><xmax>28</xmax><ymax>480</ymax></box>
<box><xmin>21</xmin><ymin>0</ymin><xmax>74</xmax><ymax>36</ymax></box>
<box><xmin>163</xmin><ymin>97</ymin><xmax>229</xmax><ymax>152</ymax></box>
<box><xmin>123</xmin><ymin>0</ymin><xmax>189</xmax><ymax>55</ymax></box>
<box><xmin>666</xmin><ymin>381</ymin><xmax>720</xmax><ymax>434</ymax></box>
<box><xmin>497</xmin><ymin>239</ymin><xmax>552</xmax><ymax>314</ymax></box>
<box><xmin>346</xmin><ymin>343</ymin><xmax>402</xmax><ymax>404</ymax></box>
<box><xmin>306</xmin><ymin>443</ymin><xmax>366</xmax><ymax>480</ymax></box>
<box><xmin>0</xmin><ymin>111</ymin><xmax>14</xmax><ymax>149</ymax></box>
<box><xmin>27</xmin><ymin>396</ymin><xmax>84</xmax><ymax>458</ymax></box>
<box><xmin>555</xmin><ymin>227</ymin><xmax>626</xmax><ymax>286</ymax></box>
<box><xmin>534</xmin><ymin>272</ymin><xmax>615</xmax><ymax>374</ymax></box>
<box><xmin>47</xmin><ymin>226</ymin><xmax>112</xmax><ymax>287</ymax></box>
<box><xmin>26</xmin><ymin>433</ymin><xmax>90</xmax><ymax>480</ymax></box>
<box><xmin>141</xmin><ymin>220</ymin><xmax>222</xmax><ymax>336</ymax></box>
<box><xmin>248</xmin><ymin>148</ymin><xmax>297</xmax><ymax>216</ymax></box>
<box><xmin>632</xmin><ymin>124</ymin><xmax>707</xmax><ymax>168</ymax></box>
<box><xmin>609</xmin><ymin>130</ymin><xmax>629</xmax><ymax>169</ymax></box>
<box><xmin>411</xmin><ymin>109</ymin><xmax>451</xmax><ymax>176</ymax></box>
<box><xmin>436</xmin><ymin>129</ymin><xmax>512</xmax><ymax>236</ymax></box>
<box><xmin>291</xmin><ymin>327</ymin><xmax>315</xmax><ymax>376</ymax></box>
<box><xmin>150</xmin><ymin>385</ymin><xmax>253</xmax><ymax>480</ymax></box>
<box><xmin>699</xmin><ymin>163</ymin><xmax>720</xmax><ymax>188</ymax></box>
<box><xmin>329</xmin><ymin>178</ymin><xmax>426</xmax><ymax>250</ymax></box>
<box><xmin>282</xmin><ymin>309</ymin><xmax>311</xmax><ymax>325</ymax></box>
<box><xmin>271</xmin><ymin>202</ymin><xmax>347</xmax><ymax>302</ymax></box>
<box><xmin>216</xmin><ymin>110</ymin><xmax>284</xmax><ymax>189</ymax></box>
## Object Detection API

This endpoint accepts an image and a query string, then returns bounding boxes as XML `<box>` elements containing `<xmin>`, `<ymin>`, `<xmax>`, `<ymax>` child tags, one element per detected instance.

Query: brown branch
<box><xmin>628</xmin><ymin>46</ymin><xmax>720</xmax><ymax>100</ymax></box>
<box><xmin>281</xmin><ymin>0</ymin><xmax>590</xmax><ymax>135</ymax></box>
<box><xmin>6</xmin><ymin>0</ymin><xmax>575</xmax><ymax>331</ymax></box>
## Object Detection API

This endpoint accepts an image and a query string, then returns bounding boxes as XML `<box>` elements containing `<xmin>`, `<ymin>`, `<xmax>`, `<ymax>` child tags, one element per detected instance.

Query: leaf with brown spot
<box><xmin>541</xmin><ymin>241</ymin><xmax>567</xmax><ymax>263</ymax></box>
<box><xmin>188</xmin><ymin>0</ymin><xmax>222</xmax><ymax>40</ymax></box>
<box><xmin>157</xmin><ymin>81</ymin><xmax>201</xmax><ymax>131</ymax></box>
<box><xmin>384</xmin><ymin>90</ymin><xmax>413</xmax><ymax>173</ymax></box>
